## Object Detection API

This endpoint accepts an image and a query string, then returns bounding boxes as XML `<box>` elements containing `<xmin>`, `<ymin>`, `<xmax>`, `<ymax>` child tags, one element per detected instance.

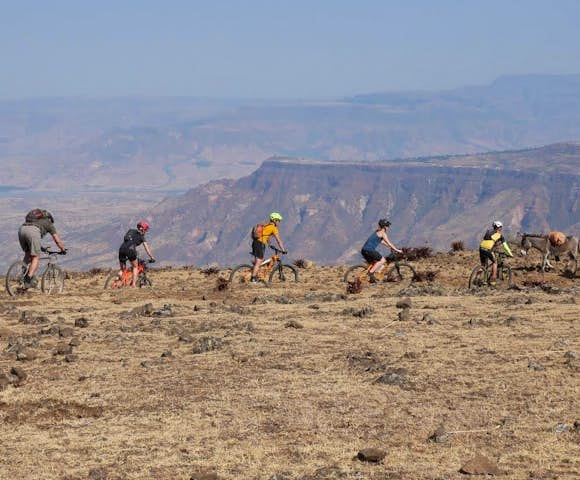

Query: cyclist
<box><xmin>361</xmin><ymin>219</ymin><xmax>403</xmax><ymax>283</ymax></box>
<box><xmin>118</xmin><ymin>221</ymin><xmax>155</xmax><ymax>287</ymax></box>
<box><xmin>250</xmin><ymin>212</ymin><xmax>287</xmax><ymax>283</ymax></box>
<box><xmin>479</xmin><ymin>220</ymin><xmax>513</xmax><ymax>285</ymax></box>
<box><xmin>18</xmin><ymin>209</ymin><xmax>66</xmax><ymax>288</ymax></box>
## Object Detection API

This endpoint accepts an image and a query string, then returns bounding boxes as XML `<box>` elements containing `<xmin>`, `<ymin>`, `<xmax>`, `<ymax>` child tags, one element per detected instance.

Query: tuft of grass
<box><xmin>215</xmin><ymin>277</ymin><xmax>229</xmax><ymax>291</ymax></box>
<box><xmin>451</xmin><ymin>240</ymin><xmax>465</xmax><ymax>252</ymax></box>
<box><xmin>202</xmin><ymin>266</ymin><xmax>220</xmax><ymax>276</ymax></box>
<box><xmin>413</xmin><ymin>270</ymin><xmax>438</xmax><ymax>282</ymax></box>
<box><xmin>346</xmin><ymin>279</ymin><xmax>363</xmax><ymax>294</ymax></box>
<box><xmin>89</xmin><ymin>267</ymin><xmax>106</xmax><ymax>275</ymax></box>
<box><xmin>293</xmin><ymin>259</ymin><xmax>307</xmax><ymax>269</ymax></box>
<box><xmin>400</xmin><ymin>246</ymin><xmax>433</xmax><ymax>261</ymax></box>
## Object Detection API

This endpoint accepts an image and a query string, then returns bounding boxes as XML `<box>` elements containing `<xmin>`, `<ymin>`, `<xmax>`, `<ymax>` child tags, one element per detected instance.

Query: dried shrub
<box><xmin>451</xmin><ymin>240</ymin><xmax>465</xmax><ymax>252</ymax></box>
<box><xmin>346</xmin><ymin>279</ymin><xmax>363</xmax><ymax>294</ymax></box>
<box><xmin>202</xmin><ymin>266</ymin><xmax>220</xmax><ymax>276</ymax></box>
<box><xmin>412</xmin><ymin>270</ymin><xmax>438</xmax><ymax>282</ymax></box>
<box><xmin>400</xmin><ymin>246</ymin><xmax>433</xmax><ymax>261</ymax></box>
<box><xmin>215</xmin><ymin>277</ymin><xmax>229</xmax><ymax>291</ymax></box>
<box><xmin>293</xmin><ymin>259</ymin><xmax>306</xmax><ymax>269</ymax></box>
<box><xmin>89</xmin><ymin>267</ymin><xmax>106</xmax><ymax>275</ymax></box>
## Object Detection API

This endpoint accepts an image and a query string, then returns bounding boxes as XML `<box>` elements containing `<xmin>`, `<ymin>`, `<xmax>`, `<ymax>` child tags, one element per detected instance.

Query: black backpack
<box><xmin>25</xmin><ymin>209</ymin><xmax>53</xmax><ymax>223</ymax></box>
<box><xmin>124</xmin><ymin>229</ymin><xmax>141</xmax><ymax>243</ymax></box>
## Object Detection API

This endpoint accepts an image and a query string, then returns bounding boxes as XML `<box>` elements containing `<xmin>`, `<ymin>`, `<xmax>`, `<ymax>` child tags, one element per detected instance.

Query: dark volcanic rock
<box><xmin>193</xmin><ymin>337</ymin><xmax>223</xmax><ymax>354</ymax></box>
<box><xmin>396</xmin><ymin>298</ymin><xmax>412</xmax><ymax>309</ymax></box>
<box><xmin>374</xmin><ymin>368</ymin><xmax>410</xmax><ymax>388</ymax></box>
<box><xmin>356</xmin><ymin>448</ymin><xmax>386</xmax><ymax>463</ymax></box>
<box><xmin>75</xmin><ymin>317</ymin><xmax>89</xmax><ymax>328</ymax></box>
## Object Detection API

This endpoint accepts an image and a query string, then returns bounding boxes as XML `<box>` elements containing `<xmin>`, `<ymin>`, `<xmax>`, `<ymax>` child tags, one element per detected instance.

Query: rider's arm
<box><xmin>380</xmin><ymin>232</ymin><xmax>403</xmax><ymax>253</ymax></box>
<box><xmin>143</xmin><ymin>241</ymin><xmax>155</xmax><ymax>260</ymax></box>
<box><xmin>272</xmin><ymin>233</ymin><xmax>286</xmax><ymax>253</ymax></box>
<box><xmin>502</xmin><ymin>241</ymin><xmax>513</xmax><ymax>256</ymax></box>
<box><xmin>51</xmin><ymin>233</ymin><xmax>66</xmax><ymax>252</ymax></box>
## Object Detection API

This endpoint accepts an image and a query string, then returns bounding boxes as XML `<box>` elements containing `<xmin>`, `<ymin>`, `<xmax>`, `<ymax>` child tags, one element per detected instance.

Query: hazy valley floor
<box><xmin>0</xmin><ymin>251</ymin><xmax>578</xmax><ymax>480</ymax></box>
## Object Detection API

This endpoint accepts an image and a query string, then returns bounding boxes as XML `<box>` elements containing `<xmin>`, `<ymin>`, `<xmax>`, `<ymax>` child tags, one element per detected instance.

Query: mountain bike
<box><xmin>229</xmin><ymin>245</ymin><xmax>298</xmax><ymax>288</ymax></box>
<box><xmin>343</xmin><ymin>253</ymin><xmax>417</xmax><ymax>292</ymax></box>
<box><xmin>468</xmin><ymin>251</ymin><xmax>512</xmax><ymax>289</ymax></box>
<box><xmin>5</xmin><ymin>247</ymin><xmax>67</xmax><ymax>296</ymax></box>
<box><xmin>104</xmin><ymin>259</ymin><xmax>154</xmax><ymax>289</ymax></box>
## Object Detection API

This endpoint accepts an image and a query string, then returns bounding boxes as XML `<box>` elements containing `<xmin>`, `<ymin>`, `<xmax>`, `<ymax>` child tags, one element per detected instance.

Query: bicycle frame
<box><xmin>117</xmin><ymin>260</ymin><xmax>147</xmax><ymax>287</ymax></box>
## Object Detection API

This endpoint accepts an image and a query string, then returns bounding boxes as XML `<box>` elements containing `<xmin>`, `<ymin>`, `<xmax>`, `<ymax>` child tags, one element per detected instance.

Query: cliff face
<box><xmin>141</xmin><ymin>145</ymin><xmax>580</xmax><ymax>266</ymax></box>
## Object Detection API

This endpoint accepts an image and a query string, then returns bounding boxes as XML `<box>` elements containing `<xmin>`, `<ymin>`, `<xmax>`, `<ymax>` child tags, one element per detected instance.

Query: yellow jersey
<box><xmin>258</xmin><ymin>223</ymin><xmax>279</xmax><ymax>244</ymax></box>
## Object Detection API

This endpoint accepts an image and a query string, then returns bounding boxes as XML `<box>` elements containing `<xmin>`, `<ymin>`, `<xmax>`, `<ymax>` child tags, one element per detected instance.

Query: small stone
<box><xmin>0</xmin><ymin>373</ymin><xmax>11</xmax><ymax>390</ymax></box>
<box><xmin>178</xmin><ymin>335</ymin><xmax>194</xmax><ymax>343</ymax></box>
<box><xmin>40</xmin><ymin>325</ymin><xmax>60</xmax><ymax>335</ymax></box>
<box><xmin>59</xmin><ymin>326</ymin><xmax>74</xmax><ymax>337</ymax></box>
<box><xmin>428</xmin><ymin>425</ymin><xmax>449</xmax><ymax>443</ymax></box>
<box><xmin>190</xmin><ymin>470</ymin><xmax>220</xmax><ymax>480</ymax></box>
<box><xmin>161</xmin><ymin>351</ymin><xmax>172</xmax><ymax>358</ymax></box>
<box><xmin>422</xmin><ymin>313</ymin><xmax>438</xmax><ymax>324</ymax></box>
<box><xmin>65</xmin><ymin>354</ymin><xmax>79</xmax><ymax>363</ymax></box>
<box><xmin>398</xmin><ymin>308</ymin><xmax>410</xmax><ymax>321</ymax></box>
<box><xmin>374</xmin><ymin>368</ymin><xmax>410</xmax><ymax>388</ymax></box>
<box><xmin>55</xmin><ymin>342</ymin><xmax>73</xmax><ymax>355</ymax></box>
<box><xmin>459</xmin><ymin>454</ymin><xmax>502</xmax><ymax>475</ymax></box>
<box><xmin>528</xmin><ymin>360</ymin><xmax>545</xmax><ymax>371</ymax></box>
<box><xmin>553</xmin><ymin>423</ymin><xmax>569</xmax><ymax>433</ymax></box>
<box><xmin>88</xmin><ymin>467</ymin><xmax>108</xmax><ymax>480</ymax></box>
<box><xmin>16</xmin><ymin>348</ymin><xmax>37</xmax><ymax>361</ymax></box>
<box><xmin>69</xmin><ymin>337</ymin><xmax>81</xmax><ymax>347</ymax></box>
<box><xmin>193</xmin><ymin>337</ymin><xmax>223</xmax><ymax>354</ymax></box>
<box><xmin>10</xmin><ymin>366</ymin><xmax>27</xmax><ymax>382</ymax></box>
<box><xmin>564</xmin><ymin>351</ymin><xmax>579</xmax><ymax>360</ymax></box>
<box><xmin>284</xmin><ymin>320</ymin><xmax>303</xmax><ymax>329</ymax></box>
<box><xmin>356</xmin><ymin>448</ymin><xmax>386</xmax><ymax>463</ymax></box>
<box><xmin>75</xmin><ymin>317</ymin><xmax>89</xmax><ymax>328</ymax></box>
<box><xmin>396</xmin><ymin>298</ymin><xmax>412</xmax><ymax>309</ymax></box>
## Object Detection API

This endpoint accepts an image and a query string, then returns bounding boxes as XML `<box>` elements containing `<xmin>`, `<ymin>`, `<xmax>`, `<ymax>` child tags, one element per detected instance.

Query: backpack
<box><xmin>25</xmin><ymin>209</ymin><xmax>53</xmax><ymax>223</ymax></box>
<box><xmin>251</xmin><ymin>222</ymin><xmax>270</xmax><ymax>240</ymax></box>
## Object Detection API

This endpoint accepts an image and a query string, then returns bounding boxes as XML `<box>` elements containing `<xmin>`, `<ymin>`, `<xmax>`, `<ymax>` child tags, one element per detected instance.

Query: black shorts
<box><xmin>361</xmin><ymin>249</ymin><xmax>382</xmax><ymax>264</ymax></box>
<box><xmin>479</xmin><ymin>248</ymin><xmax>495</xmax><ymax>266</ymax></box>
<box><xmin>252</xmin><ymin>239</ymin><xmax>266</xmax><ymax>259</ymax></box>
<box><xmin>119</xmin><ymin>246</ymin><xmax>138</xmax><ymax>264</ymax></box>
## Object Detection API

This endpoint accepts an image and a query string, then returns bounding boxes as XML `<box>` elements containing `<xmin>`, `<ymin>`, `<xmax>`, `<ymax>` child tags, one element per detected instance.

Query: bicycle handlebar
<box><xmin>41</xmin><ymin>247</ymin><xmax>67</xmax><ymax>255</ymax></box>
<box><xmin>269</xmin><ymin>245</ymin><xmax>287</xmax><ymax>254</ymax></box>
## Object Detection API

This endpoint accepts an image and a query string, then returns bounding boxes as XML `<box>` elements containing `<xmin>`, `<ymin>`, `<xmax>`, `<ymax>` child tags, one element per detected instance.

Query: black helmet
<box><xmin>378</xmin><ymin>219</ymin><xmax>391</xmax><ymax>228</ymax></box>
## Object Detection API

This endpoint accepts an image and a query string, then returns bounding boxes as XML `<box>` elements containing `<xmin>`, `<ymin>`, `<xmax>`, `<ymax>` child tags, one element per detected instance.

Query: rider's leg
<box><xmin>27</xmin><ymin>255</ymin><xmax>40</xmax><ymax>278</ymax></box>
<box><xmin>130</xmin><ymin>259</ymin><xmax>139</xmax><ymax>287</ymax></box>
<box><xmin>251</xmin><ymin>240</ymin><xmax>265</xmax><ymax>280</ymax></box>
<box><xmin>490</xmin><ymin>261</ymin><xmax>498</xmax><ymax>282</ymax></box>
<box><xmin>369</xmin><ymin>257</ymin><xmax>386</xmax><ymax>274</ymax></box>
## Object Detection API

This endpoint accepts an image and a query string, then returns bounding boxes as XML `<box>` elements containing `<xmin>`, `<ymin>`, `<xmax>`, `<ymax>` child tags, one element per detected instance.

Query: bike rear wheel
<box><xmin>228</xmin><ymin>264</ymin><xmax>261</xmax><ymax>288</ymax></box>
<box><xmin>104</xmin><ymin>270</ymin><xmax>126</xmax><ymax>289</ymax></box>
<box><xmin>468</xmin><ymin>265</ymin><xmax>487</xmax><ymax>289</ymax></box>
<box><xmin>383</xmin><ymin>262</ymin><xmax>416</xmax><ymax>292</ymax></box>
<box><xmin>343</xmin><ymin>264</ymin><xmax>370</xmax><ymax>284</ymax></box>
<box><xmin>41</xmin><ymin>265</ymin><xmax>65</xmax><ymax>294</ymax></box>
<box><xmin>6</xmin><ymin>261</ymin><xmax>29</xmax><ymax>296</ymax></box>
<box><xmin>268</xmin><ymin>264</ymin><xmax>299</xmax><ymax>285</ymax></box>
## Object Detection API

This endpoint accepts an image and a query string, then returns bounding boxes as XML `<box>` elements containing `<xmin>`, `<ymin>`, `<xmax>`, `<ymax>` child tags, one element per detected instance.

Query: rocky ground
<box><xmin>0</xmin><ymin>250</ymin><xmax>578</xmax><ymax>480</ymax></box>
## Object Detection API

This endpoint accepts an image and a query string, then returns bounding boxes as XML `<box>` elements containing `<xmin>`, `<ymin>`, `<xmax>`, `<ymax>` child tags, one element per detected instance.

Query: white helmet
<box><xmin>492</xmin><ymin>220</ymin><xmax>503</xmax><ymax>229</ymax></box>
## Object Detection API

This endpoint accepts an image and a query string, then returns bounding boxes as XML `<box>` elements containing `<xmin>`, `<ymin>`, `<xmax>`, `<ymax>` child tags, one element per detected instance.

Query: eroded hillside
<box><xmin>0</xmin><ymin>251</ymin><xmax>578</xmax><ymax>479</ymax></box>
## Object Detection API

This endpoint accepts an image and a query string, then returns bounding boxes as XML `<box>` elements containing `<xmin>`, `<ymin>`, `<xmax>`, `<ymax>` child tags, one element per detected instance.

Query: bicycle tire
<box><xmin>104</xmin><ymin>270</ymin><xmax>126</xmax><ymax>289</ymax></box>
<box><xmin>5</xmin><ymin>261</ymin><xmax>29</xmax><ymax>297</ymax></box>
<box><xmin>497</xmin><ymin>264</ymin><xmax>512</xmax><ymax>288</ymax></box>
<box><xmin>228</xmin><ymin>264</ymin><xmax>258</xmax><ymax>288</ymax></box>
<box><xmin>343</xmin><ymin>264</ymin><xmax>370</xmax><ymax>283</ymax></box>
<box><xmin>383</xmin><ymin>262</ymin><xmax>417</xmax><ymax>292</ymax></box>
<box><xmin>138</xmin><ymin>275</ymin><xmax>152</xmax><ymax>288</ymax></box>
<box><xmin>41</xmin><ymin>264</ymin><xmax>65</xmax><ymax>294</ymax></box>
<box><xmin>268</xmin><ymin>264</ymin><xmax>299</xmax><ymax>285</ymax></box>
<box><xmin>468</xmin><ymin>265</ymin><xmax>486</xmax><ymax>290</ymax></box>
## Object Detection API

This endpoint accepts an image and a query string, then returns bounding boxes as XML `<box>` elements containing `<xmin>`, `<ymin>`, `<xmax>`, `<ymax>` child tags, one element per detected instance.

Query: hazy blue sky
<box><xmin>2</xmin><ymin>0</ymin><xmax>579</xmax><ymax>99</ymax></box>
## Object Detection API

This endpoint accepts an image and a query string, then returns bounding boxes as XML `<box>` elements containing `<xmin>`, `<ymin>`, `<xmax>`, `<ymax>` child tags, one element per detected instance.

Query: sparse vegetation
<box><xmin>215</xmin><ymin>277</ymin><xmax>229</xmax><ymax>291</ymax></box>
<box><xmin>413</xmin><ymin>270</ymin><xmax>439</xmax><ymax>282</ymax></box>
<box><xmin>400</xmin><ymin>246</ymin><xmax>433</xmax><ymax>261</ymax></box>
<box><xmin>346</xmin><ymin>278</ymin><xmax>363</xmax><ymax>294</ymax></box>
<box><xmin>451</xmin><ymin>240</ymin><xmax>465</xmax><ymax>251</ymax></box>
<box><xmin>293</xmin><ymin>258</ymin><xmax>307</xmax><ymax>268</ymax></box>
<box><xmin>202</xmin><ymin>265</ymin><xmax>220</xmax><ymax>276</ymax></box>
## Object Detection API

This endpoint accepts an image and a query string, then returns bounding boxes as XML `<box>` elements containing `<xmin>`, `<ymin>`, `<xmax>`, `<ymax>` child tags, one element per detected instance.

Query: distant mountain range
<box><xmin>2</xmin><ymin>74</ymin><xmax>580</xmax><ymax>191</ymax></box>
<box><xmin>68</xmin><ymin>142</ymin><xmax>580</xmax><ymax>268</ymax></box>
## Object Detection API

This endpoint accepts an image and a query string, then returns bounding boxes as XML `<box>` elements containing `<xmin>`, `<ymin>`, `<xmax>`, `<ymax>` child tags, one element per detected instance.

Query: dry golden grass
<box><xmin>0</xmin><ymin>251</ymin><xmax>578</xmax><ymax>479</ymax></box>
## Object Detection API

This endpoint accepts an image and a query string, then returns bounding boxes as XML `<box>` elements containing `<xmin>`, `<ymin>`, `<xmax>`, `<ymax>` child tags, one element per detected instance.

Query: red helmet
<box><xmin>137</xmin><ymin>221</ymin><xmax>150</xmax><ymax>232</ymax></box>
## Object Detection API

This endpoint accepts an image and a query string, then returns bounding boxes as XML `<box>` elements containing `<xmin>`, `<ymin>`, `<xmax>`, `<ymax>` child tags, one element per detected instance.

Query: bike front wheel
<box><xmin>5</xmin><ymin>261</ymin><xmax>29</xmax><ymax>297</ymax></box>
<box><xmin>268</xmin><ymin>264</ymin><xmax>299</xmax><ymax>285</ymax></box>
<box><xmin>497</xmin><ymin>264</ymin><xmax>512</xmax><ymax>288</ymax></box>
<box><xmin>41</xmin><ymin>265</ymin><xmax>65</xmax><ymax>294</ymax></box>
<box><xmin>468</xmin><ymin>265</ymin><xmax>486</xmax><ymax>289</ymax></box>
<box><xmin>228</xmin><ymin>264</ymin><xmax>258</xmax><ymax>288</ymax></box>
<box><xmin>343</xmin><ymin>264</ymin><xmax>370</xmax><ymax>284</ymax></box>
<box><xmin>138</xmin><ymin>275</ymin><xmax>152</xmax><ymax>288</ymax></box>
<box><xmin>383</xmin><ymin>262</ymin><xmax>416</xmax><ymax>292</ymax></box>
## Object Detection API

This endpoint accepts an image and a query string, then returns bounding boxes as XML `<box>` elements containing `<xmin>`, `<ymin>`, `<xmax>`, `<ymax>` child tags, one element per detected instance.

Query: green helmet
<box><xmin>269</xmin><ymin>212</ymin><xmax>283</xmax><ymax>222</ymax></box>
